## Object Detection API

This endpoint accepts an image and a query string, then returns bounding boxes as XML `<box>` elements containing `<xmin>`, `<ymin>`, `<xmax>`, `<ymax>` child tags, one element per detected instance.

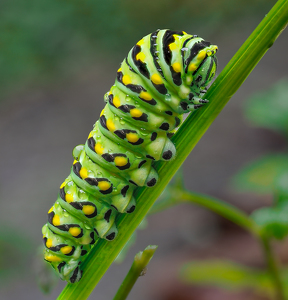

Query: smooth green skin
<box><xmin>113</xmin><ymin>245</ymin><xmax>158</xmax><ymax>300</ymax></box>
<box><xmin>57</xmin><ymin>0</ymin><xmax>288</xmax><ymax>298</ymax></box>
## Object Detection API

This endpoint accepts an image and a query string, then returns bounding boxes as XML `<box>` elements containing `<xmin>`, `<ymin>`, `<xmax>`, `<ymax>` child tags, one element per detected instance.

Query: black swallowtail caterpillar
<box><xmin>42</xmin><ymin>29</ymin><xmax>218</xmax><ymax>283</ymax></box>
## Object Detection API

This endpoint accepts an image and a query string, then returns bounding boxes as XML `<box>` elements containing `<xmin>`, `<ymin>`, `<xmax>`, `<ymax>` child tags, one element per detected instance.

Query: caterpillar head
<box><xmin>183</xmin><ymin>39</ymin><xmax>218</xmax><ymax>93</ymax></box>
<box><xmin>193</xmin><ymin>49</ymin><xmax>218</xmax><ymax>89</ymax></box>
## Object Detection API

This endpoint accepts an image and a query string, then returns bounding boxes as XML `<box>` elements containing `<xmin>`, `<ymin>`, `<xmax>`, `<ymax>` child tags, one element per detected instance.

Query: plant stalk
<box><xmin>180</xmin><ymin>190</ymin><xmax>260</xmax><ymax>236</ymax></box>
<box><xmin>260</xmin><ymin>235</ymin><xmax>285</xmax><ymax>300</ymax></box>
<box><xmin>57</xmin><ymin>1</ymin><xmax>288</xmax><ymax>299</ymax></box>
<box><xmin>113</xmin><ymin>245</ymin><xmax>157</xmax><ymax>300</ymax></box>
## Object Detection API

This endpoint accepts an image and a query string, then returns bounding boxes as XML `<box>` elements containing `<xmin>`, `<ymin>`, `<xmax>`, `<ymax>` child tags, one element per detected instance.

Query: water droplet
<box><xmin>140</xmin><ymin>128</ymin><xmax>148</xmax><ymax>136</ymax></box>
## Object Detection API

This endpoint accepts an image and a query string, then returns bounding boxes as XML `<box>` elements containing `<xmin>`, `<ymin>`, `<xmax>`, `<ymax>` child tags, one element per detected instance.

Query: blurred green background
<box><xmin>1</xmin><ymin>0</ymin><xmax>288</xmax><ymax>299</ymax></box>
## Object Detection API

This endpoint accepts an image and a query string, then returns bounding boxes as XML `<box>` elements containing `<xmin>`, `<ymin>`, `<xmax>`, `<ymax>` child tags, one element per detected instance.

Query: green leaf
<box><xmin>180</xmin><ymin>260</ymin><xmax>273</xmax><ymax>294</ymax></box>
<box><xmin>231</xmin><ymin>154</ymin><xmax>288</xmax><ymax>194</ymax></box>
<box><xmin>251</xmin><ymin>202</ymin><xmax>288</xmax><ymax>239</ymax></box>
<box><xmin>244</xmin><ymin>79</ymin><xmax>288</xmax><ymax>136</ymax></box>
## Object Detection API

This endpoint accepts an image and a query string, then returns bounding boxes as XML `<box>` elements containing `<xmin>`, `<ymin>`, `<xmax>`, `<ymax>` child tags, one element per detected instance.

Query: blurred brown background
<box><xmin>0</xmin><ymin>0</ymin><xmax>288</xmax><ymax>299</ymax></box>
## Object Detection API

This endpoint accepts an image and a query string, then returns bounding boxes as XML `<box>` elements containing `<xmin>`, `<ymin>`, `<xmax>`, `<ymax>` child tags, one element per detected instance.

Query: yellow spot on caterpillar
<box><xmin>100</xmin><ymin>109</ymin><xmax>104</xmax><ymax>116</ymax></box>
<box><xmin>95</xmin><ymin>143</ymin><xmax>104</xmax><ymax>155</ymax></box>
<box><xmin>79</xmin><ymin>167</ymin><xmax>88</xmax><ymax>179</ymax></box>
<box><xmin>169</xmin><ymin>43</ymin><xmax>177</xmax><ymax>51</ymax></box>
<box><xmin>197</xmin><ymin>50</ymin><xmax>206</xmax><ymax>60</ymax></box>
<box><xmin>113</xmin><ymin>96</ymin><xmax>121</xmax><ymax>108</ymax></box>
<box><xmin>69</xmin><ymin>227</ymin><xmax>81</xmax><ymax>237</ymax></box>
<box><xmin>107</xmin><ymin>119</ymin><xmax>115</xmax><ymax>131</ymax></box>
<box><xmin>46</xmin><ymin>238</ymin><xmax>53</xmax><ymax>248</ymax></box>
<box><xmin>73</xmin><ymin>160</ymin><xmax>78</xmax><ymax>165</ymax></box>
<box><xmin>188</xmin><ymin>63</ymin><xmax>197</xmax><ymax>72</ymax></box>
<box><xmin>172</xmin><ymin>62</ymin><xmax>181</xmax><ymax>73</ymax></box>
<box><xmin>45</xmin><ymin>255</ymin><xmax>61</xmax><ymax>262</ymax></box>
<box><xmin>137</xmin><ymin>39</ymin><xmax>144</xmax><ymax>46</ymax></box>
<box><xmin>65</xmin><ymin>193</ymin><xmax>74</xmax><ymax>203</ymax></box>
<box><xmin>98</xmin><ymin>181</ymin><xmax>111</xmax><ymax>191</ymax></box>
<box><xmin>88</xmin><ymin>132</ymin><xmax>93</xmax><ymax>139</ymax></box>
<box><xmin>48</xmin><ymin>206</ymin><xmax>54</xmax><ymax>214</ymax></box>
<box><xmin>151</xmin><ymin>74</ymin><xmax>163</xmax><ymax>85</ymax></box>
<box><xmin>52</xmin><ymin>215</ymin><xmax>61</xmax><ymax>226</ymax></box>
<box><xmin>114</xmin><ymin>156</ymin><xmax>128</xmax><ymax>167</ymax></box>
<box><xmin>126</xmin><ymin>132</ymin><xmax>139</xmax><ymax>143</ymax></box>
<box><xmin>182</xmin><ymin>31</ymin><xmax>187</xmax><ymax>35</ymax></box>
<box><xmin>130</xmin><ymin>108</ymin><xmax>142</xmax><ymax>118</ymax></box>
<box><xmin>108</xmin><ymin>91</ymin><xmax>112</xmax><ymax>95</ymax></box>
<box><xmin>82</xmin><ymin>205</ymin><xmax>95</xmax><ymax>215</ymax></box>
<box><xmin>136</xmin><ymin>52</ymin><xmax>145</xmax><ymax>62</ymax></box>
<box><xmin>117</xmin><ymin>67</ymin><xmax>122</xmax><ymax>72</ymax></box>
<box><xmin>60</xmin><ymin>182</ymin><xmax>66</xmax><ymax>189</ymax></box>
<box><xmin>60</xmin><ymin>246</ymin><xmax>73</xmax><ymax>255</ymax></box>
<box><xmin>122</xmin><ymin>75</ymin><xmax>132</xmax><ymax>85</ymax></box>
<box><xmin>139</xmin><ymin>91</ymin><xmax>152</xmax><ymax>101</ymax></box>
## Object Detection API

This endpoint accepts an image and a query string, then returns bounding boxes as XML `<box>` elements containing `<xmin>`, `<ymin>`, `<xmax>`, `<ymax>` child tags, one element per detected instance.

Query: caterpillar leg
<box><xmin>144</xmin><ymin>166</ymin><xmax>158</xmax><ymax>187</ymax></box>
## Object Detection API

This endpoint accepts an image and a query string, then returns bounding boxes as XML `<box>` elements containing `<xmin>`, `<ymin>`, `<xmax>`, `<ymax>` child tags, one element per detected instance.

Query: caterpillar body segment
<box><xmin>42</xmin><ymin>29</ymin><xmax>218</xmax><ymax>283</ymax></box>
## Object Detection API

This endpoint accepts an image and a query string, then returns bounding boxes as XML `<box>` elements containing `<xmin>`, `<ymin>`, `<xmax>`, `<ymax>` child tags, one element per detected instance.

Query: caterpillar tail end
<box><xmin>43</xmin><ymin>248</ymin><xmax>83</xmax><ymax>283</ymax></box>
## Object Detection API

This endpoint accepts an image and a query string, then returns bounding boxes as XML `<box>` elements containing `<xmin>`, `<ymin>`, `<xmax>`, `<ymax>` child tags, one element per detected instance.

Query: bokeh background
<box><xmin>1</xmin><ymin>0</ymin><xmax>288</xmax><ymax>299</ymax></box>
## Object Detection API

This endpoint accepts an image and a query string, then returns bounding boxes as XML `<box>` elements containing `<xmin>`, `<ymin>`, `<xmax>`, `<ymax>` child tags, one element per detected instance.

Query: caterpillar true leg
<box><xmin>42</xmin><ymin>29</ymin><xmax>218</xmax><ymax>283</ymax></box>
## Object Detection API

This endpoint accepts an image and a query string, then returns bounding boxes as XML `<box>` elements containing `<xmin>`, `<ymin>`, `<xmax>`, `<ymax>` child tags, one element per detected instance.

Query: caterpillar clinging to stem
<box><xmin>42</xmin><ymin>29</ymin><xmax>218</xmax><ymax>283</ymax></box>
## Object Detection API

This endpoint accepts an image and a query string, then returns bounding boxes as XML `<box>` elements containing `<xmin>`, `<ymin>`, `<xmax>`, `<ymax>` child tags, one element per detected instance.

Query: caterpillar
<box><xmin>42</xmin><ymin>29</ymin><xmax>218</xmax><ymax>283</ymax></box>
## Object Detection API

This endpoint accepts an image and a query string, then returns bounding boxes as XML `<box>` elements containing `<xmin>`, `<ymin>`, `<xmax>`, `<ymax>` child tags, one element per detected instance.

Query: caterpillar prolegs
<box><xmin>42</xmin><ymin>29</ymin><xmax>218</xmax><ymax>283</ymax></box>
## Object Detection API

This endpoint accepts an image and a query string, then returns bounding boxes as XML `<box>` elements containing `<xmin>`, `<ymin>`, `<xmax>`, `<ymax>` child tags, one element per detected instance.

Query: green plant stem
<box><xmin>57</xmin><ymin>1</ymin><xmax>288</xmax><ymax>299</ymax></box>
<box><xmin>260</xmin><ymin>235</ymin><xmax>285</xmax><ymax>300</ymax></box>
<box><xmin>113</xmin><ymin>245</ymin><xmax>157</xmax><ymax>300</ymax></box>
<box><xmin>180</xmin><ymin>190</ymin><xmax>260</xmax><ymax>236</ymax></box>
<box><xmin>150</xmin><ymin>187</ymin><xmax>260</xmax><ymax>235</ymax></box>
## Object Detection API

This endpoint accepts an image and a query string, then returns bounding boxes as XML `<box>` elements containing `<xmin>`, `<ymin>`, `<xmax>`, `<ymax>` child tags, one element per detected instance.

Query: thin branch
<box><xmin>260</xmin><ymin>235</ymin><xmax>285</xmax><ymax>300</ymax></box>
<box><xmin>113</xmin><ymin>245</ymin><xmax>158</xmax><ymax>300</ymax></box>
